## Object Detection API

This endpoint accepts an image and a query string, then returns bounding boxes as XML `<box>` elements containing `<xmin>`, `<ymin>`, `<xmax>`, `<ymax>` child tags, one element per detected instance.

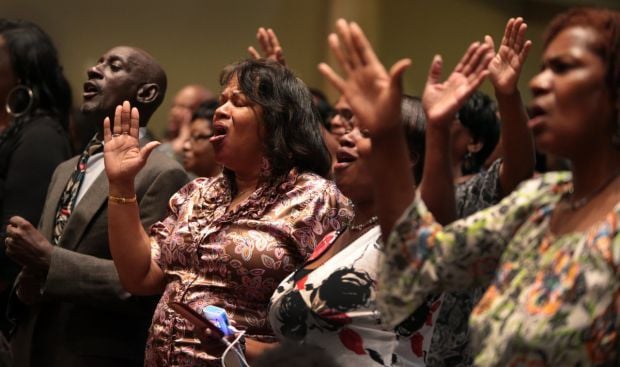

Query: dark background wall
<box><xmin>2</xmin><ymin>0</ymin><xmax>618</xmax><ymax>137</ymax></box>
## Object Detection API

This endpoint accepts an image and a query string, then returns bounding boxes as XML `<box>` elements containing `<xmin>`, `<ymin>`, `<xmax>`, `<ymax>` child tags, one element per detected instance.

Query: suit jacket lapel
<box><xmin>40</xmin><ymin>158</ymin><xmax>77</xmax><ymax>240</ymax></box>
<box><xmin>59</xmin><ymin>171</ymin><xmax>109</xmax><ymax>251</ymax></box>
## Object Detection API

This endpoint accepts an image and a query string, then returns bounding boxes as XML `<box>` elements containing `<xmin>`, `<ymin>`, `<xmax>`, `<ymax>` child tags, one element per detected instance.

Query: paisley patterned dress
<box><xmin>378</xmin><ymin>172</ymin><xmax>619</xmax><ymax>366</ymax></box>
<box><xmin>144</xmin><ymin>169</ymin><xmax>352</xmax><ymax>366</ymax></box>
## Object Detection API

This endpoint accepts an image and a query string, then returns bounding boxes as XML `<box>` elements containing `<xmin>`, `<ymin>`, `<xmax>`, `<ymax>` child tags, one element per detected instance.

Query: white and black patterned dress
<box><xmin>270</xmin><ymin>226</ymin><xmax>441</xmax><ymax>366</ymax></box>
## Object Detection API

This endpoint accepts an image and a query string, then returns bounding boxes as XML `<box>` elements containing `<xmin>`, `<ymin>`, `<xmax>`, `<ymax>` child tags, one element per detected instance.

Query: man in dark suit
<box><xmin>4</xmin><ymin>46</ymin><xmax>189</xmax><ymax>367</ymax></box>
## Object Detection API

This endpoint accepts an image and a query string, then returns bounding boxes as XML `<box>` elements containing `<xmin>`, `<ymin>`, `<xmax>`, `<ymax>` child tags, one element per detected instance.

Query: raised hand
<box><xmin>422</xmin><ymin>41</ymin><xmax>493</xmax><ymax>127</ymax></box>
<box><xmin>318</xmin><ymin>19</ymin><xmax>410</xmax><ymax>138</ymax></box>
<box><xmin>487</xmin><ymin>17</ymin><xmax>532</xmax><ymax>95</ymax></box>
<box><xmin>103</xmin><ymin>101</ymin><xmax>159</xmax><ymax>185</ymax></box>
<box><xmin>248</xmin><ymin>27</ymin><xmax>286</xmax><ymax>66</ymax></box>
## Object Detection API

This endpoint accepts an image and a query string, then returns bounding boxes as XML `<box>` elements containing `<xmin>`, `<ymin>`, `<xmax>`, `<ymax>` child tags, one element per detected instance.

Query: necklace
<box><xmin>349</xmin><ymin>215</ymin><xmax>379</xmax><ymax>232</ymax></box>
<box><xmin>565</xmin><ymin>169</ymin><xmax>620</xmax><ymax>210</ymax></box>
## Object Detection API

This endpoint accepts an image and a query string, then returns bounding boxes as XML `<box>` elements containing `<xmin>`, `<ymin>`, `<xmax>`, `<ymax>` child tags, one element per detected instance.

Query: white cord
<box><xmin>221</xmin><ymin>329</ymin><xmax>250</xmax><ymax>367</ymax></box>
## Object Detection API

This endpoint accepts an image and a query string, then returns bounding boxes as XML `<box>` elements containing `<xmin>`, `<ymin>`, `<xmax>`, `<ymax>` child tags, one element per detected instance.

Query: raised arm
<box><xmin>419</xmin><ymin>43</ymin><xmax>494</xmax><ymax>224</ymax></box>
<box><xmin>248</xmin><ymin>27</ymin><xmax>286</xmax><ymax>66</ymax></box>
<box><xmin>318</xmin><ymin>19</ymin><xmax>412</xmax><ymax>237</ymax></box>
<box><xmin>487</xmin><ymin>17</ymin><xmax>535</xmax><ymax>196</ymax></box>
<box><xmin>104</xmin><ymin>101</ymin><xmax>166</xmax><ymax>295</ymax></box>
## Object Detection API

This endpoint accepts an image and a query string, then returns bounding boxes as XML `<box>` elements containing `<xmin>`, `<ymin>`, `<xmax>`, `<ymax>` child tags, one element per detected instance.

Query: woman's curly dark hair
<box><xmin>220</xmin><ymin>59</ymin><xmax>331</xmax><ymax>178</ymax></box>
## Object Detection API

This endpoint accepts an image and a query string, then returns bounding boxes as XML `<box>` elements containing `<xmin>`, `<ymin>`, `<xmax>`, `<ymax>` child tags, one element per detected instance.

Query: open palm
<box><xmin>248</xmin><ymin>27</ymin><xmax>286</xmax><ymax>66</ymax></box>
<box><xmin>319</xmin><ymin>19</ymin><xmax>410</xmax><ymax>138</ymax></box>
<box><xmin>487</xmin><ymin>17</ymin><xmax>531</xmax><ymax>95</ymax></box>
<box><xmin>103</xmin><ymin>101</ymin><xmax>159</xmax><ymax>184</ymax></box>
<box><xmin>423</xmin><ymin>41</ymin><xmax>493</xmax><ymax>127</ymax></box>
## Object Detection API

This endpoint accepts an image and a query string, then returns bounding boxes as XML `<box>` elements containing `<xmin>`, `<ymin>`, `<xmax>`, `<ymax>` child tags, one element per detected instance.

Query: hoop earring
<box><xmin>5</xmin><ymin>85</ymin><xmax>34</xmax><ymax>118</ymax></box>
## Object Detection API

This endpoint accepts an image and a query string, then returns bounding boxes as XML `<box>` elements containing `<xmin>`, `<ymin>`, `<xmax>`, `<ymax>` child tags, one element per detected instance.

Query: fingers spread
<box><xmin>318</xmin><ymin>62</ymin><xmax>346</xmax><ymax>94</ymax></box>
<box><xmin>484</xmin><ymin>35</ymin><xmax>495</xmax><ymax>51</ymax></box>
<box><xmin>456</xmin><ymin>42</ymin><xmax>480</xmax><ymax>74</ymax></box>
<box><xmin>130</xmin><ymin>107</ymin><xmax>140</xmax><ymax>137</ymax></box>
<box><xmin>515</xmin><ymin>22</ymin><xmax>528</xmax><ymax>52</ymax></box>
<box><xmin>426</xmin><ymin>54</ymin><xmax>444</xmax><ymax>85</ymax></box>
<box><xmin>520</xmin><ymin>40</ymin><xmax>532</xmax><ymax>61</ymax></box>
<box><xmin>141</xmin><ymin>141</ymin><xmax>161</xmax><ymax>162</ymax></box>
<box><xmin>267</xmin><ymin>28</ymin><xmax>281</xmax><ymax>50</ymax></box>
<box><xmin>349</xmin><ymin>22</ymin><xmax>374</xmax><ymax>66</ymax></box>
<box><xmin>121</xmin><ymin>101</ymin><xmax>131</xmax><ymax>134</ymax></box>
<box><xmin>113</xmin><ymin>105</ymin><xmax>123</xmax><ymax>135</ymax></box>
<box><xmin>471</xmin><ymin>43</ymin><xmax>493</xmax><ymax>75</ymax></box>
<box><xmin>257</xmin><ymin>27</ymin><xmax>271</xmax><ymax>54</ymax></box>
<box><xmin>103</xmin><ymin>117</ymin><xmax>112</xmax><ymax>142</ymax></box>
<box><xmin>335</xmin><ymin>19</ymin><xmax>361</xmax><ymax>69</ymax></box>
<box><xmin>248</xmin><ymin>46</ymin><xmax>260</xmax><ymax>60</ymax></box>
<box><xmin>504</xmin><ymin>18</ymin><xmax>515</xmax><ymax>46</ymax></box>
<box><xmin>275</xmin><ymin>48</ymin><xmax>286</xmax><ymax>66</ymax></box>
<box><xmin>510</xmin><ymin>17</ymin><xmax>523</xmax><ymax>46</ymax></box>
<box><xmin>389</xmin><ymin>58</ymin><xmax>412</xmax><ymax>92</ymax></box>
<box><xmin>501</xmin><ymin>18</ymin><xmax>512</xmax><ymax>47</ymax></box>
<box><xmin>328</xmin><ymin>33</ymin><xmax>351</xmax><ymax>74</ymax></box>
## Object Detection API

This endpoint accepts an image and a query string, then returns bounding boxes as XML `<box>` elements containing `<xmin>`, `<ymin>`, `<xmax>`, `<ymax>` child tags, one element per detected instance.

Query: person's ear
<box><xmin>136</xmin><ymin>83</ymin><xmax>159</xmax><ymax>104</ymax></box>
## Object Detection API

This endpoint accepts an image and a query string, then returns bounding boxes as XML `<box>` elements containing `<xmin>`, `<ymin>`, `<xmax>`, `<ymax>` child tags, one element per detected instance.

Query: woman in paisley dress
<box><xmin>102</xmin><ymin>59</ymin><xmax>352</xmax><ymax>366</ymax></box>
<box><xmin>325</xmin><ymin>8</ymin><xmax>620</xmax><ymax>367</ymax></box>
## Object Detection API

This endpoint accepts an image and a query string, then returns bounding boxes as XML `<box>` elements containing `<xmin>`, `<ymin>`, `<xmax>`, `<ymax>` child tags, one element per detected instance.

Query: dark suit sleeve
<box><xmin>41</xmin><ymin>160</ymin><xmax>188</xmax><ymax>311</ymax></box>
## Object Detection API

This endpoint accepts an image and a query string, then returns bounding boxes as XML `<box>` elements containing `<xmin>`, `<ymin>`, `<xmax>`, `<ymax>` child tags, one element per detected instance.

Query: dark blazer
<box><xmin>9</xmin><ymin>149</ymin><xmax>188</xmax><ymax>367</ymax></box>
<box><xmin>0</xmin><ymin>116</ymin><xmax>72</xmax><ymax>334</ymax></box>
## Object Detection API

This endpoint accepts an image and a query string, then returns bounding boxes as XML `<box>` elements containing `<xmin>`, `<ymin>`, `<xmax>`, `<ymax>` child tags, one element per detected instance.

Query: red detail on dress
<box><xmin>296</xmin><ymin>274</ymin><xmax>309</xmax><ymax>290</ymax></box>
<box><xmin>426</xmin><ymin>298</ymin><xmax>442</xmax><ymax>326</ymax></box>
<box><xmin>410</xmin><ymin>332</ymin><xmax>424</xmax><ymax>357</ymax></box>
<box><xmin>339</xmin><ymin>327</ymin><xmax>366</xmax><ymax>355</ymax></box>
<box><xmin>307</xmin><ymin>231</ymin><xmax>336</xmax><ymax>262</ymax></box>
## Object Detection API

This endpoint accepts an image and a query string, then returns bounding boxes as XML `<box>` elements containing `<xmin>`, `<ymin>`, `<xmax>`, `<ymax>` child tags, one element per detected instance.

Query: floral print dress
<box><xmin>378</xmin><ymin>172</ymin><xmax>619</xmax><ymax>366</ymax></box>
<box><xmin>270</xmin><ymin>226</ymin><xmax>441</xmax><ymax>366</ymax></box>
<box><xmin>145</xmin><ymin>169</ymin><xmax>352</xmax><ymax>366</ymax></box>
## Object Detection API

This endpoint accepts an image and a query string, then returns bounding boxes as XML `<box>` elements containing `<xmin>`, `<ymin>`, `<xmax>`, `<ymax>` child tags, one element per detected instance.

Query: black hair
<box><xmin>191</xmin><ymin>99</ymin><xmax>219</xmax><ymax>122</ymax></box>
<box><xmin>220</xmin><ymin>59</ymin><xmax>331</xmax><ymax>178</ymax></box>
<box><xmin>457</xmin><ymin>91</ymin><xmax>500</xmax><ymax>174</ymax></box>
<box><xmin>309</xmin><ymin>87</ymin><xmax>334</xmax><ymax>130</ymax></box>
<box><xmin>401</xmin><ymin>95</ymin><xmax>426</xmax><ymax>184</ymax></box>
<box><xmin>0</xmin><ymin>19</ymin><xmax>72</xmax><ymax>130</ymax></box>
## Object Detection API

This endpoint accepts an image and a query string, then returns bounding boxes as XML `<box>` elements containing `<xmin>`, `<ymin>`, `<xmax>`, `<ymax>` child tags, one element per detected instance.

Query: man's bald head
<box><xmin>81</xmin><ymin>46</ymin><xmax>167</xmax><ymax>127</ymax></box>
<box><xmin>165</xmin><ymin>84</ymin><xmax>215</xmax><ymax>138</ymax></box>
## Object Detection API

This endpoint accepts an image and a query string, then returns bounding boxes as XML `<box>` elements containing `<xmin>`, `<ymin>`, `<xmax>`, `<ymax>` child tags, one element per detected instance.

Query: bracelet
<box><xmin>108</xmin><ymin>194</ymin><xmax>137</xmax><ymax>204</ymax></box>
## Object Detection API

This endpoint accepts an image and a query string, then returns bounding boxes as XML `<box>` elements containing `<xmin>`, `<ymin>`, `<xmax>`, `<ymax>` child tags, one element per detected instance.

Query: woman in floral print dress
<box><xmin>322</xmin><ymin>8</ymin><xmax>620</xmax><ymax>367</ymax></box>
<box><xmin>102</xmin><ymin>59</ymin><xmax>352</xmax><ymax>366</ymax></box>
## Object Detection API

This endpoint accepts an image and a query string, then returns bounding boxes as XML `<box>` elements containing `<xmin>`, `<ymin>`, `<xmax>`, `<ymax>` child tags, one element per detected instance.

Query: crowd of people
<box><xmin>0</xmin><ymin>5</ymin><xmax>618</xmax><ymax>367</ymax></box>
